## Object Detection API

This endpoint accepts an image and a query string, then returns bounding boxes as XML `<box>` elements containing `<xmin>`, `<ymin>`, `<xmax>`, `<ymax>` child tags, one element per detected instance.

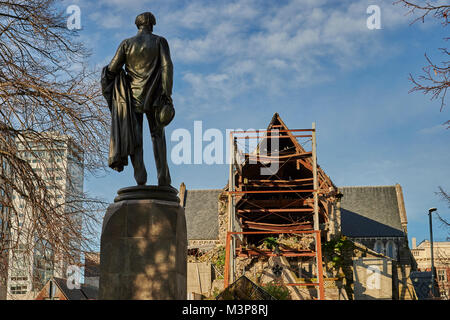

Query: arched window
<box><xmin>386</xmin><ymin>240</ymin><xmax>397</xmax><ymax>259</ymax></box>
<box><xmin>373</xmin><ymin>240</ymin><xmax>384</xmax><ymax>254</ymax></box>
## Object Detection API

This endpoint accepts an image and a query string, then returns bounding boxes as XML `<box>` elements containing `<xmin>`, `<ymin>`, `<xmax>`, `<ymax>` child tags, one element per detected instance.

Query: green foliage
<box><xmin>215</xmin><ymin>246</ymin><xmax>226</xmax><ymax>268</ymax></box>
<box><xmin>263</xmin><ymin>237</ymin><xmax>278</xmax><ymax>250</ymax></box>
<box><xmin>323</xmin><ymin>236</ymin><xmax>353</xmax><ymax>269</ymax></box>
<box><xmin>323</xmin><ymin>236</ymin><xmax>355</xmax><ymax>299</ymax></box>
<box><xmin>207</xmin><ymin>287</ymin><xmax>221</xmax><ymax>300</ymax></box>
<box><xmin>261</xmin><ymin>281</ymin><xmax>291</xmax><ymax>300</ymax></box>
<box><xmin>210</xmin><ymin>246</ymin><xmax>226</xmax><ymax>279</ymax></box>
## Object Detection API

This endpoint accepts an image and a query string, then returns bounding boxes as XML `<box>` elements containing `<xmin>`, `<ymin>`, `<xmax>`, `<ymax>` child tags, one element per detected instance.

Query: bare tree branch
<box><xmin>0</xmin><ymin>0</ymin><xmax>109</xmax><ymax>296</ymax></box>
<box><xmin>395</xmin><ymin>1</ymin><xmax>450</xmax><ymax>127</ymax></box>
<box><xmin>436</xmin><ymin>186</ymin><xmax>450</xmax><ymax>227</ymax></box>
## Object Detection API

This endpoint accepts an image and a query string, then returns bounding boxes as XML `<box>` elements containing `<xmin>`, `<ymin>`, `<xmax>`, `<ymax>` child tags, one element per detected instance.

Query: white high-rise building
<box><xmin>0</xmin><ymin>153</ymin><xmax>11</xmax><ymax>300</ymax></box>
<box><xmin>5</xmin><ymin>133</ymin><xmax>84</xmax><ymax>300</ymax></box>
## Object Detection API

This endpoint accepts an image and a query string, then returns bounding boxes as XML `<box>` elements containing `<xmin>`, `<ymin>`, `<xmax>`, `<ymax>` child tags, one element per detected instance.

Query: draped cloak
<box><xmin>101</xmin><ymin>66</ymin><xmax>140</xmax><ymax>172</ymax></box>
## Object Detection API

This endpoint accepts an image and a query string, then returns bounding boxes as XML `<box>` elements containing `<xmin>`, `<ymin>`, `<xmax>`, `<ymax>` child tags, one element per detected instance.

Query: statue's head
<box><xmin>135</xmin><ymin>12</ymin><xmax>156</xmax><ymax>30</ymax></box>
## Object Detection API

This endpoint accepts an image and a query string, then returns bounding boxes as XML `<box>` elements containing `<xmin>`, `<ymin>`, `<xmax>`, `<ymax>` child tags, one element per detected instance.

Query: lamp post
<box><xmin>428</xmin><ymin>207</ymin><xmax>437</xmax><ymax>298</ymax></box>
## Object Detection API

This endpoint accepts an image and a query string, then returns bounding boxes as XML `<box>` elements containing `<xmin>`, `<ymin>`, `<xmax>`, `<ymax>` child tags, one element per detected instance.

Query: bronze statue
<box><xmin>101</xmin><ymin>12</ymin><xmax>174</xmax><ymax>187</ymax></box>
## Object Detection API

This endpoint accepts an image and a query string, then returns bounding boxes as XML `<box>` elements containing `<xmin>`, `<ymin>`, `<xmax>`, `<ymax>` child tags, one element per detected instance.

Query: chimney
<box><xmin>412</xmin><ymin>237</ymin><xmax>417</xmax><ymax>249</ymax></box>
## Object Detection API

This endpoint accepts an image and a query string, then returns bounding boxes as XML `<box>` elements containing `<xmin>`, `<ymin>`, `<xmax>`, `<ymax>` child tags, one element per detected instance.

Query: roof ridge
<box><xmin>186</xmin><ymin>189</ymin><xmax>222</xmax><ymax>192</ymax></box>
<box><xmin>51</xmin><ymin>277</ymin><xmax>70</xmax><ymax>300</ymax></box>
<box><xmin>339</xmin><ymin>185</ymin><xmax>397</xmax><ymax>188</ymax></box>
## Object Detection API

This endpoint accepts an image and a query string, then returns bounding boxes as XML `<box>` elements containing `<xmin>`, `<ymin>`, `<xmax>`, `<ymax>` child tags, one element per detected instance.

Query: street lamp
<box><xmin>428</xmin><ymin>207</ymin><xmax>437</xmax><ymax>298</ymax></box>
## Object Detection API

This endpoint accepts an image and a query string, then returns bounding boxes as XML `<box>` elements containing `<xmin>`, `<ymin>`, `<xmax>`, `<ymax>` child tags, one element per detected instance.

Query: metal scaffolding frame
<box><xmin>224</xmin><ymin>230</ymin><xmax>325</xmax><ymax>300</ymax></box>
<box><xmin>225</xmin><ymin>123</ymin><xmax>326</xmax><ymax>300</ymax></box>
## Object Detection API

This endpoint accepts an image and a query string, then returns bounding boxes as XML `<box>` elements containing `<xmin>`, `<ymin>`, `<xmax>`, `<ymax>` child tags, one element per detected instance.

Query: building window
<box><xmin>10</xmin><ymin>276</ymin><xmax>28</xmax><ymax>281</ymax></box>
<box><xmin>373</xmin><ymin>240</ymin><xmax>384</xmax><ymax>254</ymax></box>
<box><xmin>438</xmin><ymin>269</ymin><xmax>447</xmax><ymax>282</ymax></box>
<box><xmin>10</xmin><ymin>285</ymin><xmax>27</xmax><ymax>295</ymax></box>
<box><xmin>386</xmin><ymin>240</ymin><xmax>397</xmax><ymax>259</ymax></box>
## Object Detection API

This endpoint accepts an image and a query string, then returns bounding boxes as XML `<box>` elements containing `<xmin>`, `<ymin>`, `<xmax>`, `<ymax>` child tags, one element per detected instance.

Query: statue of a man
<box><xmin>101</xmin><ymin>12</ymin><xmax>174</xmax><ymax>187</ymax></box>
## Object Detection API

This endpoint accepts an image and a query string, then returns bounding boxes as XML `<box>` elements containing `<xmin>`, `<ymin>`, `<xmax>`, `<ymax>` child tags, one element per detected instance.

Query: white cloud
<box><xmin>419</xmin><ymin>124</ymin><xmax>448</xmax><ymax>135</ymax></box>
<box><xmin>88</xmin><ymin>11</ymin><xmax>127</xmax><ymax>29</ymax></box>
<box><xmin>165</xmin><ymin>0</ymin><xmax>409</xmax><ymax>99</ymax></box>
<box><xmin>82</xmin><ymin>0</ymin><xmax>417</xmax><ymax>116</ymax></box>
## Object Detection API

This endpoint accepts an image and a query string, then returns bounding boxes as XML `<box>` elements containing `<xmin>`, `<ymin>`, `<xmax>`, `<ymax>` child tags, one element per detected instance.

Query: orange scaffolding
<box><xmin>224</xmin><ymin>117</ymin><xmax>331</xmax><ymax>300</ymax></box>
<box><xmin>223</xmin><ymin>230</ymin><xmax>325</xmax><ymax>300</ymax></box>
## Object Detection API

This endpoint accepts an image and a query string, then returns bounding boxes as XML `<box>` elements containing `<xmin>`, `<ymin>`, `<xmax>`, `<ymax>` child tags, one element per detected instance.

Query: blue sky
<box><xmin>65</xmin><ymin>0</ymin><xmax>449</xmax><ymax>245</ymax></box>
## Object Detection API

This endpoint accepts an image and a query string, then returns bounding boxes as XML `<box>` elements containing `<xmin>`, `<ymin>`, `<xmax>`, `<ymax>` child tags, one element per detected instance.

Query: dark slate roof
<box><xmin>184</xmin><ymin>189</ymin><xmax>222</xmax><ymax>240</ymax></box>
<box><xmin>53</xmin><ymin>277</ymin><xmax>98</xmax><ymax>300</ymax></box>
<box><xmin>339</xmin><ymin>186</ymin><xmax>405</xmax><ymax>238</ymax></box>
<box><xmin>80</xmin><ymin>284</ymin><xmax>99</xmax><ymax>300</ymax></box>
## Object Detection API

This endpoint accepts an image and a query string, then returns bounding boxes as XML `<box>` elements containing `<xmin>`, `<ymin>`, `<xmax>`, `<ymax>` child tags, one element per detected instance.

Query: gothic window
<box><xmin>373</xmin><ymin>240</ymin><xmax>384</xmax><ymax>254</ymax></box>
<box><xmin>386</xmin><ymin>240</ymin><xmax>397</xmax><ymax>259</ymax></box>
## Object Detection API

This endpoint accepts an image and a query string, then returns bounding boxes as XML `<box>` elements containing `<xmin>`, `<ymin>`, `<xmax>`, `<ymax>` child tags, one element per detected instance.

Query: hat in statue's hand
<box><xmin>158</xmin><ymin>96</ymin><xmax>175</xmax><ymax>127</ymax></box>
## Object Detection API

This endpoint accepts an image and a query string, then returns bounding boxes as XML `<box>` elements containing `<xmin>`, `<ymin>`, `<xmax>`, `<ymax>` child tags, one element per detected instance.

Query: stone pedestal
<box><xmin>98</xmin><ymin>186</ymin><xmax>187</xmax><ymax>300</ymax></box>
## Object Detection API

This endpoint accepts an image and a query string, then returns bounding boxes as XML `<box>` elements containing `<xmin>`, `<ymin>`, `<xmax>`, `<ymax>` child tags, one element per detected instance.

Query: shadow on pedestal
<box><xmin>99</xmin><ymin>185</ymin><xmax>187</xmax><ymax>300</ymax></box>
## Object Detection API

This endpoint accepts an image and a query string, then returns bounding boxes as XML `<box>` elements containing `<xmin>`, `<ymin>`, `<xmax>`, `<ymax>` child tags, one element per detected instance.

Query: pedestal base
<box><xmin>98</xmin><ymin>186</ymin><xmax>187</xmax><ymax>300</ymax></box>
